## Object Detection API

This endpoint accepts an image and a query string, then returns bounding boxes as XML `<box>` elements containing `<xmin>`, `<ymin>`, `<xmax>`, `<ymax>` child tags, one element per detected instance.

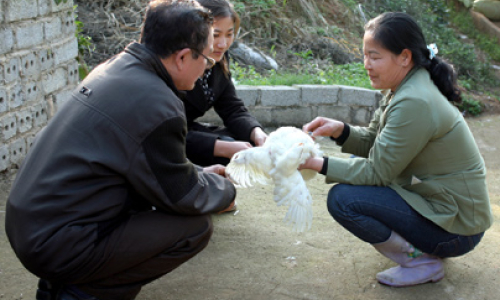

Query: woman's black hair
<box><xmin>365</xmin><ymin>12</ymin><xmax>461</xmax><ymax>104</ymax></box>
<box><xmin>197</xmin><ymin>0</ymin><xmax>240</xmax><ymax>77</ymax></box>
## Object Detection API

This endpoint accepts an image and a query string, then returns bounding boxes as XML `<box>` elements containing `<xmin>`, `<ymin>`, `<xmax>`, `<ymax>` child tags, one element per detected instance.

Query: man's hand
<box><xmin>217</xmin><ymin>200</ymin><xmax>237</xmax><ymax>214</ymax></box>
<box><xmin>203</xmin><ymin>164</ymin><xmax>226</xmax><ymax>176</ymax></box>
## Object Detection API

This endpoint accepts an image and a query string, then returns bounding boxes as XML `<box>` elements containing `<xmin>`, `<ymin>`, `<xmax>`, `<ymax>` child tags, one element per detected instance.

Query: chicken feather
<box><xmin>226</xmin><ymin>127</ymin><xmax>322</xmax><ymax>232</ymax></box>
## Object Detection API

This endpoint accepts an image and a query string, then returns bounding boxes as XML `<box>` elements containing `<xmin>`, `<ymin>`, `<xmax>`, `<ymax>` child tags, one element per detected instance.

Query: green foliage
<box><xmin>269</xmin><ymin>45</ymin><xmax>277</xmax><ymax>58</ymax></box>
<box><xmin>326</xmin><ymin>63</ymin><xmax>371</xmax><ymax>88</ymax></box>
<box><xmin>459</xmin><ymin>96</ymin><xmax>483</xmax><ymax>116</ymax></box>
<box><xmin>231</xmin><ymin>62</ymin><xmax>261</xmax><ymax>83</ymax></box>
<box><xmin>231</xmin><ymin>61</ymin><xmax>371</xmax><ymax>88</ymax></box>
<box><xmin>459</xmin><ymin>78</ymin><xmax>473</xmax><ymax>91</ymax></box>
<box><xmin>449</xmin><ymin>10</ymin><xmax>500</xmax><ymax>62</ymax></box>
<box><xmin>238</xmin><ymin>0</ymin><xmax>276</xmax><ymax>9</ymax></box>
<box><xmin>338</xmin><ymin>0</ymin><xmax>358</xmax><ymax>10</ymax></box>
<box><xmin>232</xmin><ymin>0</ymin><xmax>277</xmax><ymax>17</ymax></box>
<box><xmin>53</xmin><ymin>0</ymin><xmax>68</xmax><ymax>4</ymax></box>
<box><xmin>485</xmin><ymin>91</ymin><xmax>500</xmax><ymax>103</ymax></box>
<box><xmin>316</xmin><ymin>27</ymin><xmax>328</xmax><ymax>37</ymax></box>
<box><xmin>75</xmin><ymin>16</ymin><xmax>93</xmax><ymax>55</ymax></box>
<box><xmin>73</xmin><ymin>5</ymin><xmax>94</xmax><ymax>80</ymax></box>
<box><xmin>292</xmin><ymin>49</ymin><xmax>313</xmax><ymax>60</ymax></box>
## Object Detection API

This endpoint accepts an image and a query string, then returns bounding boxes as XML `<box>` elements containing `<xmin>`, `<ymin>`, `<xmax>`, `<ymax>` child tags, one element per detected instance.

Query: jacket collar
<box><xmin>124</xmin><ymin>42</ymin><xmax>180</xmax><ymax>97</ymax></box>
<box><xmin>380</xmin><ymin>66</ymin><xmax>422</xmax><ymax>107</ymax></box>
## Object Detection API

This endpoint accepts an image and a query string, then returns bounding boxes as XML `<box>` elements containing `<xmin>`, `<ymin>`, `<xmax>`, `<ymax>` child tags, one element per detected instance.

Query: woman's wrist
<box><xmin>330</xmin><ymin>122</ymin><xmax>350</xmax><ymax>145</ymax></box>
<box><xmin>319</xmin><ymin>157</ymin><xmax>329</xmax><ymax>175</ymax></box>
<box><xmin>214</xmin><ymin>140</ymin><xmax>229</xmax><ymax>157</ymax></box>
<box><xmin>303</xmin><ymin>157</ymin><xmax>325</xmax><ymax>173</ymax></box>
<box><xmin>250</xmin><ymin>127</ymin><xmax>267</xmax><ymax>146</ymax></box>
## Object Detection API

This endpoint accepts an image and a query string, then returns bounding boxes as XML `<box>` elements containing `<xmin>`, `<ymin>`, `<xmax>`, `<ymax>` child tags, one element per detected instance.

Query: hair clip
<box><xmin>427</xmin><ymin>43</ymin><xmax>438</xmax><ymax>60</ymax></box>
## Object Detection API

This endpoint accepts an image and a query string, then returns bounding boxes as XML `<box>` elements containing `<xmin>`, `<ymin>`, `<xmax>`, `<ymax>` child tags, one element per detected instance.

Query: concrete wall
<box><xmin>0</xmin><ymin>0</ymin><xmax>78</xmax><ymax>172</ymax></box>
<box><xmin>199</xmin><ymin>84</ymin><xmax>382</xmax><ymax>128</ymax></box>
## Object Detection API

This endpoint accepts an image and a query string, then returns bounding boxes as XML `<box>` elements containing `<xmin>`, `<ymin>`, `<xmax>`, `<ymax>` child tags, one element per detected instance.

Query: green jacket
<box><xmin>326</xmin><ymin>67</ymin><xmax>492</xmax><ymax>235</ymax></box>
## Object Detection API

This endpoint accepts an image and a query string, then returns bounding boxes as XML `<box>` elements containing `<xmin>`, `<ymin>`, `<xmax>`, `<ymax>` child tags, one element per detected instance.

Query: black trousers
<box><xmin>186</xmin><ymin>123</ymin><xmax>237</xmax><ymax>166</ymax></box>
<box><xmin>68</xmin><ymin>211</ymin><xmax>213</xmax><ymax>300</ymax></box>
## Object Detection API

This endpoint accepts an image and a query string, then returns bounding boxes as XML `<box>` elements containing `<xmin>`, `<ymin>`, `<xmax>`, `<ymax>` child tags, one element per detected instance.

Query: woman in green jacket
<box><xmin>301</xmin><ymin>12</ymin><xmax>492</xmax><ymax>287</ymax></box>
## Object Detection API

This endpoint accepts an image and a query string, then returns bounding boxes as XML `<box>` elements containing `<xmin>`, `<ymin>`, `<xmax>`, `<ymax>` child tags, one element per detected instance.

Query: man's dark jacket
<box><xmin>5</xmin><ymin>42</ymin><xmax>236</xmax><ymax>281</ymax></box>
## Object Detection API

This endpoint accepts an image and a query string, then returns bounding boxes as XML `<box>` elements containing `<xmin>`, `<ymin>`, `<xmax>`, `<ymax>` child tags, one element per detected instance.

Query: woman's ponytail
<box><xmin>427</xmin><ymin>56</ymin><xmax>461</xmax><ymax>105</ymax></box>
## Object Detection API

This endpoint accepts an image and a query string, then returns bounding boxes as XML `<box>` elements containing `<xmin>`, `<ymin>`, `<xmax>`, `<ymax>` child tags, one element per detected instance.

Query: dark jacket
<box><xmin>181</xmin><ymin>56</ymin><xmax>262</xmax><ymax>164</ymax></box>
<box><xmin>5</xmin><ymin>42</ymin><xmax>236</xmax><ymax>280</ymax></box>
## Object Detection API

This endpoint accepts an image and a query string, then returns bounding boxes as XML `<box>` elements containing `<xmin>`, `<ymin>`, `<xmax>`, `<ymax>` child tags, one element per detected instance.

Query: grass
<box><xmin>459</xmin><ymin>96</ymin><xmax>483</xmax><ymax>116</ymax></box>
<box><xmin>231</xmin><ymin>62</ymin><xmax>372</xmax><ymax>88</ymax></box>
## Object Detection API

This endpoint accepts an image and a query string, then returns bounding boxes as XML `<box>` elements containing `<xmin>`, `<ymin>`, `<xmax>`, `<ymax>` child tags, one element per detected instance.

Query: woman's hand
<box><xmin>302</xmin><ymin>117</ymin><xmax>344</xmax><ymax>139</ymax></box>
<box><xmin>250</xmin><ymin>127</ymin><xmax>268</xmax><ymax>146</ymax></box>
<box><xmin>203</xmin><ymin>164</ymin><xmax>226</xmax><ymax>176</ymax></box>
<box><xmin>298</xmin><ymin>156</ymin><xmax>324</xmax><ymax>173</ymax></box>
<box><xmin>214</xmin><ymin>140</ymin><xmax>252</xmax><ymax>159</ymax></box>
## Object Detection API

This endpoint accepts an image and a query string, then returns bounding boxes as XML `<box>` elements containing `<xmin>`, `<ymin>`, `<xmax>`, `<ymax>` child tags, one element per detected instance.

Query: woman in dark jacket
<box><xmin>182</xmin><ymin>0</ymin><xmax>267</xmax><ymax>167</ymax></box>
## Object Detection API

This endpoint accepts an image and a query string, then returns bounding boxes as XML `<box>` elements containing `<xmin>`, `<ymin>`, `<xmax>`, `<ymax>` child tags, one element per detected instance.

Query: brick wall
<box><xmin>0</xmin><ymin>0</ymin><xmax>78</xmax><ymax>172</ymax></box>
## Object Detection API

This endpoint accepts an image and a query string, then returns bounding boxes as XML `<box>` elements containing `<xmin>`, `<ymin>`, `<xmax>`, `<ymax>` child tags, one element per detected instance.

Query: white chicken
<box><xmin>226</xmin><ymin>126</ymin><xmax>322</xmax><ymax>232</ymax></box>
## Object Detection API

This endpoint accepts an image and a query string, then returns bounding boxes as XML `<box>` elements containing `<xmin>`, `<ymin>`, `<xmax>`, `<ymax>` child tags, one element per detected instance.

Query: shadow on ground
<box><xmin>1</xmin><ymin>115</ymin><xmax>499</xmax><ymax>300</ymax></box>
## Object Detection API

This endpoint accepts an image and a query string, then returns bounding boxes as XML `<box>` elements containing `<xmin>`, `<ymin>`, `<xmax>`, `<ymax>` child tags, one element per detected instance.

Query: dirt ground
<box><xmin>1</xmin><ymin>115</ymin><xmax>499</xmax><ymax>300</ymax></box>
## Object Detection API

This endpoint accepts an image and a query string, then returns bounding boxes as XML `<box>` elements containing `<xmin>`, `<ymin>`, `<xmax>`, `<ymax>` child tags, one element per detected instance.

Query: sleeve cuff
<box><xmin>330</xmin><ymin>122</ymin><xmax>350</xmax><ymax>145</ymax></box>
<box><xmin>319</xmin><ymin>156</ymin><xmax>329</xmax><ymax>175</ymax></box>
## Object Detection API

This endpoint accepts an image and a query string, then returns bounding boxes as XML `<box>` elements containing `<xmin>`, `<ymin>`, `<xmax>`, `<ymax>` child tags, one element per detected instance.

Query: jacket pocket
<box><xmin>404</xmin><ymin>178</ymin><xmax>458</xmax><ymax>215</ymax></box>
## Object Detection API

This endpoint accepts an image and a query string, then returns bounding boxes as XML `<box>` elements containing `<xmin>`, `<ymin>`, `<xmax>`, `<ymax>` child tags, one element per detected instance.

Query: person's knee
<box><xmin>199</xmin><ymin>215</ymin><xmax>214</xmax><ymax>244</ymax></box>
<box><xmin>327</xmin><ymin>184</ymin><xmax>353</xmax><ymax>220</ymax></box>
<box><xmin>186</xmin><ymin>215</ymin><xmax>214</xmax><ymax>253</ymax></box>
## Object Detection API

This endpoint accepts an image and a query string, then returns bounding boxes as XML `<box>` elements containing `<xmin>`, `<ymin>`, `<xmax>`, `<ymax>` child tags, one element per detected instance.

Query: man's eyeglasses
<box><xmin>191</xmin><ymin>49</ymin><xmax>216</xmax><ymax>69</ymax></box>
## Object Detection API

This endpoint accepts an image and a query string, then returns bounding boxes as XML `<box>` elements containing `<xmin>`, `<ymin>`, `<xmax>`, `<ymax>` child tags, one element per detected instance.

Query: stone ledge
<box><xmin>198</xmin><ymin>85</ymin><xmax>381</xmax><ymax>127</ymax></box>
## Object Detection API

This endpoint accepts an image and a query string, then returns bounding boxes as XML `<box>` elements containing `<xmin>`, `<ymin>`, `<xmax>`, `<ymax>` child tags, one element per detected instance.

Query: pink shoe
<box><xmin>376</xmin><ymin>254</ymin><xmax>444</xmax><ymax>287</ymax></box>
<box><xmin>373</xmin><ymin>231</ymin><xmax>445</xmax><ymax>287</ymax></box>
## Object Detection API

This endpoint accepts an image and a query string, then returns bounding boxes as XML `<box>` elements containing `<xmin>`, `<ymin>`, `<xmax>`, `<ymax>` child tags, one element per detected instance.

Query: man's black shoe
<box><xmin>36</xmin><ymin>279</ymin><xmax>61</xmax><ymax>300</ymax></box>
<box><xmin>57</xmin><ymin>285</ymin><xmax>100</xmax><ymax>300</ymax></box>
